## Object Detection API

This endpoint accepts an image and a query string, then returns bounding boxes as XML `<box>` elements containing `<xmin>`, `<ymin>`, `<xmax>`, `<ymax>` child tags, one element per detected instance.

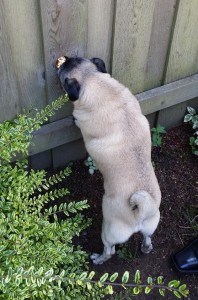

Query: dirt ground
<box><xmin>58</xmin><ymin>123</ymin><xmax>198</xmax><ymax>300</ymax></box>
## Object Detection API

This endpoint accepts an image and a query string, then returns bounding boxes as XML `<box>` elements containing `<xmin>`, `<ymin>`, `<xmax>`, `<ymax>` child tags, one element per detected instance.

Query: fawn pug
<box><xmin>56</xmin><ymin>56</ymin><xmax>161</xmax><ymax>264</ymax></box>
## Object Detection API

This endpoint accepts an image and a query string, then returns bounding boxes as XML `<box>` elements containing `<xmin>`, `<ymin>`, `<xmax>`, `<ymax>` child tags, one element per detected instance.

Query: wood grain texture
<box><xmin>143</xmin><ymin>0</ymin><xmax>177</xmax><ymax>89</ymax></box>
<box><xmin>0</xmin><ymin>0</ymin><xmax>46</xmax><ymax>122</ymax></box>
<box><xmin>158</xmin><ymin>0</ymin><xmax>198</xmax><ymax>127</ymax></box>
<box><xmin>40</xmin><ymin>0</ymin><xmax>88</xmax><ymax>168</ymax></box>
<box><xmin>165</xmin><ymin>0</ymin><xmax>198</xmax><ymax>84</ymax></box>
<box><xmin>112</xmin><ymin>0</ymin><xmax>178</xmax><ymax>94</ymax></box>
<box><xmin>112</xmin><ymin>0</ymin><xmax>156</xmax><ymax>94</ymax></box>
<box><xmin>40</xmin><ymin>0</ymin><xmax>88</xmax><ymax>119</ymax></box>
<box><xmin>0</xmin><ymin>1</ymin><xmax>19</xmax><ymax>122</ymax></box>
<box><xmin>156</xmin><ymin>97</ymin><xmax>198</xmax><ymax>129</ymax></box>
<box><xmin>137</xmin><ymin>74</ymin><xmax>198</xmax><ymax>115</ymax></box>
<box><xmin>30</xmin><ymin>118</ymin><xmax>82</xmax><ymax>156</ymax></box>
<box><xmin>86</xmin><ymin>0</ymin><xmax>114</xmax><ymax>71</ymax></box>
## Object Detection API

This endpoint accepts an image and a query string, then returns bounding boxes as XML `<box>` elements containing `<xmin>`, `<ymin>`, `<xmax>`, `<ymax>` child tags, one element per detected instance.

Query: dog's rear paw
<box><xmin>90</xmin><ymin>253</ymin><xmax>100</xmax><ymax>260</ymax></box>
<box><xmin>90</xmin><ymin>253</ymin><xmax>107</xmax><ymax>265</ymax></box>
<box><xmin>141</xmin><ymin>243</ymin><xmax>153</xmax><ymax>254</ymax></box>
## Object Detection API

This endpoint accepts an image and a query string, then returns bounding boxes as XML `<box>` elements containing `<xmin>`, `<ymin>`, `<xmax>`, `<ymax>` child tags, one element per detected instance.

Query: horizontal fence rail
<box><xmin>137</xmin><ymin>74</ymin><xmax>198</xmax><ymax>115</ymax></box>
<box><xmin>29</xmin><ymin>74</ymin><xmax>198</xmax><ymax>156</ymax></box>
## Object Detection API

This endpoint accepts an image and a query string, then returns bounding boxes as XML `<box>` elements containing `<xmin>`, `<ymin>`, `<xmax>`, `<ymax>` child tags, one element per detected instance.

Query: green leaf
<box><xmin>133</xmin><ymin>287</ymin><xmax>140</xmax><ymax>295</ymax></box>
<box><xmin>134</xmin><ymin>270</ymin><xmax>140</xmax><ymax>284</ymax></box>
<box><xmin>89</xmin><ymin>168</ymin><xmax>94</xmax><ymax>175</ymax></box>
<box><xmin>145</xmin><ymin>286</ymin><xmax>152</xmax><ymax>294</ymax></box>
<box><xmin>193</xmin><ymin>120</ymin><xmax>198</xmax><ymax>129</ymax></box>
<box><xmin>100</xmin><ymin>273</ymin><xmax>109</xmax><ymax>283</ymax></box>
<box><xmin>173</xmin><ymin>291</ymin><xmax>182</xmax><ymax>298</ymax></box>
<box><xmin>45</xmin><ymin>269</ymin><xmax>54</xmax><ymax>278</ymax></box>
<box><xmin>109</xmin><ymin>272</ymin><xmax>119</xmax><ymax>282</ymax></box>
<box><xmin>179</xmin><ymin>284</ymin><xmax>187</xmax><ymax>291</ymax></box>
<box><xmin>88</xmin><ymin>271</ymin><xmax>95</xmax><ymax>280</ymax></box>
<box><xmin>187</xmin><ymin>106</ymin><xmax>196</xmax><ymax>115</ymax></box>
<box><xmin>159</xmin><ymin>288</ymin><xmax>165</xmax><ymax>297</ymax></box>
<box><xmin>189</xmin><ymin>136</ymin><xmax>195</xmax><ymax>145</ymax></box>
<box><xmin>147</xmin><ymin>276</ymin><xmax>153</xmax><ymax>285</ymax></box>
<box><xmin>122</xmin><ymin>271</ymin><xmax>129</xmax><ymax>284</ymax></box>
<box><xmin>179</xmin><ymin>289</ymin><xmax>189</xmax><ymax>297</ymax></box>
<box><xmin>37</xmin><ymin>267</ymin><xmax>44</xmax><ymax>275</ymax></box>
<box><xmin>151</xmin><ymin>128</ymin><xmax>156</xmax><ymax>132</ymax></box>
<box><xmin>79</xmin><ymin>272</ymin><xmax>88</xmax><ymax>280</ymax></box>
<box><xmin>156</xmin><ymin>125</ymin><xmax>166</xmax><ymax>133</ymax></box>
<box><xmin>168</xmin><ymin>280</ymin><xmax>180</xmax><ymax>288</ymax></box>
<box><xmin>106</xmin><ymin>285</ymin><xmax>114</xmax><ymax>295</ymax></box>
<box><xmin>157</xmin><ymin>276</ymin><xmax>163</xmax><ymax>284</ymax></box>
<box><xmin>86</xmin><ymin>282</ymin><xmax>92</xmax><ymax>290</ymax></box>
<box><xmin>184</xmin><ymin>114</ymin><xmax>192</xmax><ymax>122</ymax></box>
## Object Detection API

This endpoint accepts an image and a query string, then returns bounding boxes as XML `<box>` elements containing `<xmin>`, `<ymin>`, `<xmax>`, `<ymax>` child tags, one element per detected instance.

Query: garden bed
<box><xmin>57</xmin><ymin>123</ymin><xmax>197</xmax><ymax>299</ymax></box>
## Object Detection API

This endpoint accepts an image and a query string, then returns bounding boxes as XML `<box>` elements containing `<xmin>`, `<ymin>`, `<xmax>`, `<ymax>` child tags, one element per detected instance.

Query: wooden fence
<box><xmin>1</xmin><ymin>0</ymin><xmax>198</xmax><ymax>168</ymax></box>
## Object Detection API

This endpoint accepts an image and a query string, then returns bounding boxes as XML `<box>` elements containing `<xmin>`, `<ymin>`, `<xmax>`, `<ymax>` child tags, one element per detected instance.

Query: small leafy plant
<box><xmin>151</xmin><ymin>125</ymin><xmax>166</xmax><ymax>147</ymax></box>
<box><xmin>184</xmin><ymin>106</ymin><xmax>198</xmax><ymax>155</ymax></box>
<box><xmin>117</xmin><ymin>243</ymin><xmax>137</xmax><ymax>262</ymax></box>
<box><xmin>0</xmin><ymin>95</ymin><xmax>97</xmax><ymax>299</ymax></box>
<box><xmin>109</xmin><ymin>270</ymin><xmax>189</xmax><ymax>299</ymax></box>
<box><xmin>184</xmin><ymin>205</ymin><xmax>198</xmax><ymax>236</ymax></box>
<box><xmin>84</xmin><ymin>156</ymin><xmax>98</xmax><ymax>175</ymax></box>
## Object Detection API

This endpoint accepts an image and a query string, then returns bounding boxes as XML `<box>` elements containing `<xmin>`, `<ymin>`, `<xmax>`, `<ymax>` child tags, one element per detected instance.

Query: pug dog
<box><xmin>56</xmin><ymin>56</ymin><xmax>161</xmax><ymax>264</ymax></box>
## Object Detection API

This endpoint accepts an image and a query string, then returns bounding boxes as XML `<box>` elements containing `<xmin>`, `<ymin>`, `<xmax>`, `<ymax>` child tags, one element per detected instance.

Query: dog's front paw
<box><xmin>74</xmin><ymin>118</ymin><xmax>80</xmax><ymax>129</ymax></box>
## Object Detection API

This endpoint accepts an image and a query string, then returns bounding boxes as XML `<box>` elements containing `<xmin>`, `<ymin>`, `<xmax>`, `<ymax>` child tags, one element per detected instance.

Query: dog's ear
<box><xmin>63</xmin><ymin>78</ymin><xmax>80</xmax><ymax>101</ymax></box>
<box><xmin>91</xmin><ymin>58</ymin><xmax>107</xmax><ymax>73</ymax></box>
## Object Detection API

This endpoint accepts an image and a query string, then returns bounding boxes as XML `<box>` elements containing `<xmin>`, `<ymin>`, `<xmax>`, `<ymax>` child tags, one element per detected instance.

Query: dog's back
<box><xmin>75</xmin><ymin>73</ymin><xmax>161</xmax><ymax>206</ymax></box>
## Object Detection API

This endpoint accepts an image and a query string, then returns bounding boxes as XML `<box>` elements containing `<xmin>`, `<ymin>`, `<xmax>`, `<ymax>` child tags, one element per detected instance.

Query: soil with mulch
<box><xmin>56</xmin><ymin>123</ymin><xmax>198</xmax><ymax>300</ymax></box>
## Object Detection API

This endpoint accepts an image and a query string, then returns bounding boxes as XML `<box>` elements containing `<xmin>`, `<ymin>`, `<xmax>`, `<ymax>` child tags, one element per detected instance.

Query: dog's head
<box><xmin>56</xmin><ymin>56</ymin><xmax>107</xmax><ymax>101</ymax></box>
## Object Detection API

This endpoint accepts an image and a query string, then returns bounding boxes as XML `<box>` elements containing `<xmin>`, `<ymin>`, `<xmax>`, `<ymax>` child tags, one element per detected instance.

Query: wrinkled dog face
<box><xmin>56</xmin><ymin>57</ymin><xmax>107</xmax><ymax>101</ymax></box>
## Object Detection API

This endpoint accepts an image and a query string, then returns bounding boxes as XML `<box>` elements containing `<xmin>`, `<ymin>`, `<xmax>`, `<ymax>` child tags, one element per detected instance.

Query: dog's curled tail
<box><xmin>129</xmin><ymin>190</ymin><xmax>158</xmax><ymax>221</ymax></box>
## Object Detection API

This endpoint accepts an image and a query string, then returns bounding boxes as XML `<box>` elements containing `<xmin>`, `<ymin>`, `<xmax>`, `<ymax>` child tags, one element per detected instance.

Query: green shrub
<box><xmin>184</xmin><ymin>106</ymin><xmax>198</xmax><ymax>155</ymax></box>
<box><xmin>0</xmin><ymin>96</ymin><xmax>189</xmax><ymax>299</ymax></box>
<box><xmin>0</xmin><ymin>95</ymin><xmax>94</xmax><ymax>299</ymax></box>
<box><xmin>151</xmin><ymin>125</ymin><xmax>166</xmax><ymax>147</ymax></box>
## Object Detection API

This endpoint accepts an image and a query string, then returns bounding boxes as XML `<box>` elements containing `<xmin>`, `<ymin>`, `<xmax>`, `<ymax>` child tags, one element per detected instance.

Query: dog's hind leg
<box><xmin>90</xmin><ymin>244</ymin><xmax>115</xmax><ymax>265</ymax></box>
<box><xmin>90</xmin><ymin>221</ymin><xmax>117</xmax><ymax>264</ymax></box>
<box><xmin>140</xmin><ymin>209</ymin><xmax>160</xmax><ymax>254</ymax></box>
<box><xmin>141</xmin><ymin>234</ymin><xmax>153</xmax><ymax>254</ymax></box>
<box><xmin>90</xmin><ymin>218</ymin><xmax>133</xmax><ymax>264</ymax></box>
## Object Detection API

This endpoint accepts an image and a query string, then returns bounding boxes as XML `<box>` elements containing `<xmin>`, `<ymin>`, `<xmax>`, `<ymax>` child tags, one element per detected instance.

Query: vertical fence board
<box><xmin>86</xmin><ymin>0</ymin><xmax>114</xmax><ymax>71</ymax></box>
<box><xmin>112</xmin><ymin>0</ymin><xmax>156</xmax><ymax>94</ymax></box>
<box><xmin>40</xmin><ymin>0</ymin><xmax>115</xmax><ymax>167</ymax></box>
<box><xmin>165</xmin><ymin>0</ymin><xmax>198</xmax><ymax>84</ymax></box>
<box><xmin>0</xmin><ymin>0</ymin><xmax>46</xmax><ymax>122</ymax></box>
<box><xmin>143</xmin><ymin>0</ymin><xmax>177</xmax><ymax>90</ymax></box>
<box><xmin>0</xmin><ymin>1</ymin><xmax>19</xmax><ymax>121</ymax></box>
<box><xmin>112</xmin><ymin>0</ymin><xmax>177</xmax><ymax>95</ymax></box>
<box><xmin>158</xmin><ymin>0</ymin><xmax>198</xmax><ymax>128</ymax></box>
<box><xmin>40</xmin><ymin>0</ymin><xmax>88</xmax><ymax>167</ymax></box>
<box><xmin>0</xmin><ymin>0</ymin><xmax>52</xmax><ymax>168</ymax></box>
<box><xmin>40</xmin><ymin>0</ymin><xmax>88</xmax><ymax>120</ymax></box>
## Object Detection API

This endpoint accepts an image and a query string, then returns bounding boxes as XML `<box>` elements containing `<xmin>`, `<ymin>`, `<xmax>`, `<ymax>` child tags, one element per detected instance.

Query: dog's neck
<box><xmin>75</xmin><ymin>73</ymin><xmax>125</xmax><ymax>109</ymax></box>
